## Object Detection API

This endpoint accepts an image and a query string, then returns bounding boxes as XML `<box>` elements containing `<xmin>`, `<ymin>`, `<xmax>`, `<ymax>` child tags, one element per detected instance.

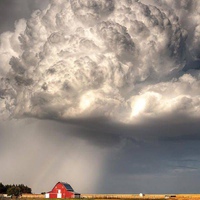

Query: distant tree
<box><xmin>7</xmin><ymin>186</ymin><xmax>22</xmax><ymax>198</ymax></box>
<box><xmin>0</xmin><ymin>183</ymin><xmax>6</xmax><ymax>194</ymax></box>
<box><xmin>41</xmin><ymin>192</ymin><xmax>46</xmax><ymax>195</ymax></box>
<box><xmin>18</xmin><ymin>184</ymin><xmax>31</xmax><ymax>194</ymax></box>
<box><xmin>0</xmin><ymin>183</ymin><xmax>32</xmax><ymax>196</ymax></box>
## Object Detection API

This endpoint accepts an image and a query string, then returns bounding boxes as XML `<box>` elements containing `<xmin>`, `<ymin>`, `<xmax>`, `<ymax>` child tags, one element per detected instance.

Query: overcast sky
<box><xmin>0</xmin><ymin>0</ymin><xmax>200</xmax><ymax>194</ymax></box>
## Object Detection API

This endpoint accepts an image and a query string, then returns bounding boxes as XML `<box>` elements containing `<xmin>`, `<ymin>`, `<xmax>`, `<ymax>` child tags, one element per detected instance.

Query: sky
<box><xmin>0</xmin><ymin>0</ymin><xmax>200</xmax><ymax>194</ymax></box>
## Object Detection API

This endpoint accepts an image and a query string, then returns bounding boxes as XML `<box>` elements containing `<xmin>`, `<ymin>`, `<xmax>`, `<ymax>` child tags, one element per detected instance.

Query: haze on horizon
<box><xmin>0</xmin><ymin>0</ymin><xmax>200</xmax><ymax>194</ymax></box>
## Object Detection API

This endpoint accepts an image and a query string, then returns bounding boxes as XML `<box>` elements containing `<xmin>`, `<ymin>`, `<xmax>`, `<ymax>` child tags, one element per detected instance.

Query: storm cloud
<box><xmin>0</xmin><ymin>0</ymin><xmax>200</xmax><ymax>194</ymax></box>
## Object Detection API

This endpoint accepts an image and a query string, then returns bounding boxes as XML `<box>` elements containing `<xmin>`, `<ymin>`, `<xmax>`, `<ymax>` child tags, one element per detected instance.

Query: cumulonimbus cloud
<box><xmin>0</xmin><ymin>0</ymin><xmax>200</xmax><ymax>123</ymax></box>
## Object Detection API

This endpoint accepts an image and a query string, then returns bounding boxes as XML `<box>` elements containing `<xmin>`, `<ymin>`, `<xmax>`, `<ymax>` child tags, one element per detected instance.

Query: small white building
<box><xmin>139</xmin><ymin>193</ymin><xmax>145</xmax><ymax>197</ymax></box>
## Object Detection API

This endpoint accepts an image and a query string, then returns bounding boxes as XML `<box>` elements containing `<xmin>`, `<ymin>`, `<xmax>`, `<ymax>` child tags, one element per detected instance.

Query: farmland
<box><xmin>15</xmin><ymin>193</ymin><xmax>200</xmax><ymax>200</ymax></box>
<box><xmin>81</xmin><ymin>194</ymin><xmax>200</xmax><ymax>200</ymax></box>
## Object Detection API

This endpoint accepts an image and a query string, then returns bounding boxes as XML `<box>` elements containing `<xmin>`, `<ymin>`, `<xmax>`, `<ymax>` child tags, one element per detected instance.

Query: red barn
<box><xmin>45</xmin><ymin>182</ymin><xmax>80</xmax><ymax>199</ymax></box>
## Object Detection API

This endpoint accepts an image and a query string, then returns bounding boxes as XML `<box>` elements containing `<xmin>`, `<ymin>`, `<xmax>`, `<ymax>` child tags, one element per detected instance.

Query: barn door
<box><xmin>57</xmin><ymin>189</ymin><xmax>62</xmax><ymax>198</ymax></box>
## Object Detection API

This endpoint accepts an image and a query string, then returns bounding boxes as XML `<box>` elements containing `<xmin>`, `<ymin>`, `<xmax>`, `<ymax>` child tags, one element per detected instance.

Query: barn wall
<box><xmin>48</xmin><ymin>182</ymin><xmax>74</xmax><ymax>198</ymax></box>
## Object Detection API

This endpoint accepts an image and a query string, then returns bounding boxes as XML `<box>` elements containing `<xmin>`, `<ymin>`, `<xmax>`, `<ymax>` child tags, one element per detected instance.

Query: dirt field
<box><xmin>81</xmin><ymin>194</ymin><xmax>200</xmax><ymax>200</ymax></box>
<box><xmin>174</xmin><ymin>194</ymin><xmax>200</xmax><ymax>199</ymax></box>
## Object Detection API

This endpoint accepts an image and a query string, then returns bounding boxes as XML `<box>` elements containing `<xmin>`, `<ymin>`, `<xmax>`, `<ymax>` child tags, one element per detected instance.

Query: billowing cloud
<box><xmin>0</xmin><ymin>0</ymin><xmax>199</xmax><ymax>125</ymax></box>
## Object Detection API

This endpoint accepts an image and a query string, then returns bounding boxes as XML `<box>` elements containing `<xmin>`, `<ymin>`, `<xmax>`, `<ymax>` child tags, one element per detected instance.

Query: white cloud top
<box><xmin>0</xmin><ymin>0</ymin><xmax>200</xmax><ymax>123</ymax></box>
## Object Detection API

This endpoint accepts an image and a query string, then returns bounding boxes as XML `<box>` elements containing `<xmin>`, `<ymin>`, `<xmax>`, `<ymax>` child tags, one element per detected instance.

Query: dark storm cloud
<box><xmin>33</xmin><ymin>114</ymin><xmax>188</xmax><ymax>145</ymax></box>
<box><xmin>41</xmin><ymin>117</ymin><xmax>123</xmax><ymax>148</ymax></box>
<box><xmin>0</xmin><ymin>0</ymin><xmax>49</xmax><ymax>33</ymax></box>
